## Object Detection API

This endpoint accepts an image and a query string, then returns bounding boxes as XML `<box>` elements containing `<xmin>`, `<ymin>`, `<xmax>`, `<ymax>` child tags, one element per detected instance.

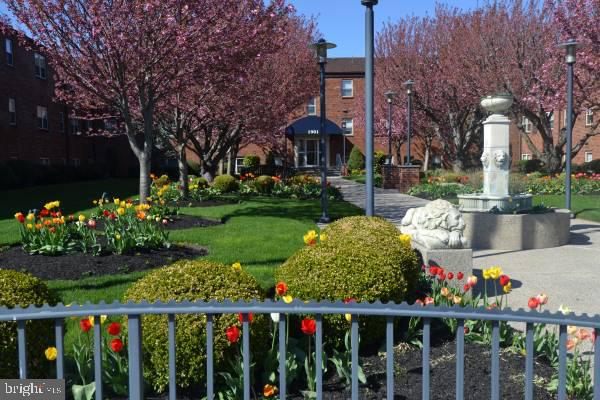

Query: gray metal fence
<box><xmin>1</xmin><ymin>299</ymin><xmax>599</xmax><ymax>400</ymax></box>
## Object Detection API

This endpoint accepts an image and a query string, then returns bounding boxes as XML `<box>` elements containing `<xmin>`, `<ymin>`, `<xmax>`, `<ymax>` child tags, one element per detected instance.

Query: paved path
<box><xmin>333</xmin><ymin>177</ymin><xmax>600</xmax><ymax>315</ymax></box>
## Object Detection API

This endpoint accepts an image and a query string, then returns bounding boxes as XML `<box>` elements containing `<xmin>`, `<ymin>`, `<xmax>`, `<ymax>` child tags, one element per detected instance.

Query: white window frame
<box><xmin>234</xmin><ymin>157</ymin><xmax>245</xmax><ymax>175</ymax></box>
<box><xmin>5</xmin><ymin>38</ymin><xmax>13</xmax><ymax>66</ymax></box>
<box><xmin>585</xmin><ymin>152</ymin><xmax>593</xmax><ymax>163</ymax></box>
<box><xmin>521</xmin><ymin>153</ymin><xmax>532</xmax><ymax>161</ymax></box>
<box><xmin>585</xmin><ymin>108</ymin><xmax>594</xmax><ymax>126</ymax></box>
<box><xmin>341</xmin><ymin>79</ymin><xmax>353</xmax><ymax>98</ymax></box>
<box><xmin>307</xmin><ymin>97</ymin><xmax>316</xmax><ymax>116</ymax></box>
<box><xmin>341</xmin><ymin>118</ymin><xmax>354</xmax><ymax>136</ymax></box>
<box><xmin>8</xmin><ymin>98</ymin><xmax>16</xmax><ymax>126</ymax></box>
<box><xmin>34</xmin><ymin>52</ymin><xmax>46</xmax><ymax>79</ymax></box>
<box><xmin>40</xmin><ymin>157</ymin><xmax>50</xmax><ymax>166</ymax></box>
<box><xmin>522</xmin><ymin>116</ymin><xmax>532</xmax><ymax>133</ymax></box>
<box><xmin>37</xmin><ymin>106</ymin><xmax>48</xmax><ymax>130</ymax></box>
<box><xmin>72</xmin><ymin>158</ymin><xmax>81</xmax><ymax>167</ymax></box>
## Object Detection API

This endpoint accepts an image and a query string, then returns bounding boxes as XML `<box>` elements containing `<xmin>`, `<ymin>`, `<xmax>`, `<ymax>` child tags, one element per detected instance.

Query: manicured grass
<box><xmin>0</xmin><ymin>182</ymin><xmax>362</xmax><ymax>303</ymax></box>
<box><xmin>0</xmin><ymin>179</ymin><xmax>138</xmax><ymax>245</ymax></box>
<box><xmin>342</xmin><ymin>174</ymin><xmax>382</xmax><ymax>187</ymax></box>
<box><xmin>534</xmin><ymin>195</ymin><xmax>600</xmax><ymax>222</ymax></box>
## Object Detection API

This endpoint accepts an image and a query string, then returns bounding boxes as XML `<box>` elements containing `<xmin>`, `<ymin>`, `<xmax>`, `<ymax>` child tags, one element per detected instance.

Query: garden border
<box><xmin>1</xmin><ymin>300</ymin><xmax>599</xmax><ymax>400</ymax></box>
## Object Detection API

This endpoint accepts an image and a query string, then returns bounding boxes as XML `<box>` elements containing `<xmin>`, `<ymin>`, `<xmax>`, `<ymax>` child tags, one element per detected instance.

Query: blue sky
<box><xmin>289</xmin><ymin>0</ymin><xmax>480</xmax><ymax>57</ymax></box>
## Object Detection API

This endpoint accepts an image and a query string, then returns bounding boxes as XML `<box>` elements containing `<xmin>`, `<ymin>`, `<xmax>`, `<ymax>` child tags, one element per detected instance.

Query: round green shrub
<box><xmin>275</xmin><ymin>216</ymin><xmax>419</xmax><ymax>345</ymax></box>
<box><xmin>212</xmin><ymin>174</ymin><xmax>239</xmax><ymax>193</ymax></box>
<box><xmin>347</xmin><ymin>146</ymin><xmax>365</xmax><ymax>171</ymax></box>
<box><xmin>242</xmin><ymin>155</ymin><xmax>260</xmax><ymax>172</ymax></box>
<box><xmin>255</xmin><ymin>175</ymin><xmax>275</xmax><ymax>194</ymax></box>
<box><xmin>192</xmin><ymin>176</ymin><xmax>209</xmax><ymax>189</ymax></box>
<box><xmin>0</xmin><ymin>270</ymin><xmax>57</xmax><ymax>378</ymax></box>
<box><xmin>123</xmin><ymin>260</ymin><xmax>268</xmax><ymax>392</ymax></box>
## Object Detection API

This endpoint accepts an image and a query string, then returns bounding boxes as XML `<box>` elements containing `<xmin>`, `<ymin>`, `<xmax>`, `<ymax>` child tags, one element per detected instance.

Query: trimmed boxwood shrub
<box><xmin>255</xmin><ymin>175</ymin><xmax>275</xmax><ymax>194</ymax></box>
<box><xmin>275</xmin><ymin>216</ymin><xmax>419</xmax><ymax>346</ymax></box>
<box><xmin>123</xmin><ymin>260</ymin><xmax>268</xmax><ymax>392</ymax></box>
<box><xmin>212</xmin><ymin>174</ymin><xmax>238</xmax><ymax>193</ymax></box>
<box><xmin>0</xmin><ymin>270</ymin><xmax>57</xmax><ymax>378</ymax></box>
<box><xmin>243</xmin><ymin>155</ymin><xmax>260</xmax><ymax>172</ymax></box>
<box><xmin>347</xmin><ymin>146</ymin><xmax>365</xmax><ymax>171</ymax></box>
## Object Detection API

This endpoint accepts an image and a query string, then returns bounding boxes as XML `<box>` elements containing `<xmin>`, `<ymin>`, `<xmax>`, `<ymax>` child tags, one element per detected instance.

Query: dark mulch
<box><xmin>0</xmin><ymin>244</ymin><xmax>207</xmax><ymax>281</ymax></box>
<box><xmin>286</xmin><ymin>341</ymin><xmax>555</xmax><ymax>400</ymax></box>
<box><xmin>163</xmin><ymin>214</ymin><xmax>221</xmax><ymax>230</ymax></box>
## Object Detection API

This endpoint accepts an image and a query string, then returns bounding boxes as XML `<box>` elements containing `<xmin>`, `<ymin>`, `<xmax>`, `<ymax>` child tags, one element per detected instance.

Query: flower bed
<box><xmin>150</xmin><ymin>173</ymin><xmax>343</xmax><ymax>204</ymax></box>
<box><xmin>523</xmin><ymin>172</ymin><xmax>600</xmax><ymax>195</ymax></box>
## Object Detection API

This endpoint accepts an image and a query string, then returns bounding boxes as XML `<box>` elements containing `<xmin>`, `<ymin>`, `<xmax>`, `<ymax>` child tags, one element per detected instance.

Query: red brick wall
<box><xmin>382</xmin><ymin>165</ymin><xmax>420</xmax><ymax>192</ymax></box>
<box><xmin>0</xmin><ymin>29</ymin><xmax>136</xmax><ymax>176</ymax></box>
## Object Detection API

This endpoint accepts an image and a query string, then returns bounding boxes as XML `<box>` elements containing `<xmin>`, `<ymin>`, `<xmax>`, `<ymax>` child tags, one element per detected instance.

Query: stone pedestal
<box><xmin>412</xmin><ymin>243</ymin><xmax>473</xmax><ymax>283</ymax></box>
<box><xmin>382</xmin><ymin>165</ymin><xmax>420</xmax><ymax>192</ymax></box>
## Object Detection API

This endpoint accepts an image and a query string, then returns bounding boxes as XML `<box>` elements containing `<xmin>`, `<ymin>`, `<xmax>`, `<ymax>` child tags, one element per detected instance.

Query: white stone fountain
<box><xmin>458</xmin><ymin>93</ymin><xmax>533</xmax><ymax>212</ymax></box>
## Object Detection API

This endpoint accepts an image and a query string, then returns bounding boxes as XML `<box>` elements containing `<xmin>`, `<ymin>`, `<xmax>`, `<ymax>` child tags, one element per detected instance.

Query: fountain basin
<box><xmin>457</xmin><ymin>193</ymin><xmax>533</xmax><ymax>213</ymax></box>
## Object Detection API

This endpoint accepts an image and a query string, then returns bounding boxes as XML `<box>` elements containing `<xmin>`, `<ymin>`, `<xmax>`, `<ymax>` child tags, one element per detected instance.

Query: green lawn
<box><xmin>534</xmin><ymin>195</ymin><xmax>600</xmax><ymax>222</ymax></box>
<box><xmin>0</xmin><ymin>181</ymin><xmax>362</xmax><ymax>303</ymax></box>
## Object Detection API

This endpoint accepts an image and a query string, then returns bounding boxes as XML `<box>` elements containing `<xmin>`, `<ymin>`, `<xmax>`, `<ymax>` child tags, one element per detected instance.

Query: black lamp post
<box><xmin>310</xmin><ymin>38</ymin><xmax>336</xmax><ymax>223</ymax></box>
<box><xmin>558</xmin><ymin>39</ymin><xmax>580</xmax><ymax>215</ymax></box>
<box><xmin>404</xmin><ymin>80</ymin><xmax>414</xmax><ymax>165</ymax></box>
<box><xmin>384</xmin><ymin>91</ymin><xmax>397</xmax><ymax>165</ymax></box>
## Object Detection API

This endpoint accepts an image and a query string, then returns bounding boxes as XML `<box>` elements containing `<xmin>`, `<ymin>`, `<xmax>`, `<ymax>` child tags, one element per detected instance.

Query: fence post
<box><xmin>17</xmin><ymin>320</ymin><xmax>27</xmax><ymax>379</ymax></box>
<box><xmin>55</xmin><ymin>319</ymin><xmax>65</xmax><ymax>379</ymax></box>
<box><xmin>128</xmin><ymin>315</ymin><xmax>143</xmax><ymax>400</ymax></box>
<box><xmin>168</xmin><ymin>314</ymin><xmax>176</xmax><ymax>400</ymax></box>
<box><xmin>93</xmin><ymin>316</ymin><xmax>103</xmax><ymax>400</ymax></box>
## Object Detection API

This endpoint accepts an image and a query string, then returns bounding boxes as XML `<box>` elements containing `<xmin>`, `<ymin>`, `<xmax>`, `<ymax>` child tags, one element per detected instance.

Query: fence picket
<box><xmin>17</xmin><ymin>320</ymin><xmax>26</xmax><ymax>379</ymax></box>
<box><xmin>491</xmin><ymin>321</ymin><xmax>500</xmax><ymax>400</ymax></box>
<box><xmin>206</xmin><ymin>314</ymin><xmax>214</xmax><ymax>400</ymax></box>
<box><xmin>422</xmin><ymin>318</ymin><xmax>431</xmax><ymax>400</ymax></box>
<box><xmin>242</xmin><ymin>314</ymin><xmax>250</xmax><ymax>400</ymax></box>
<box><xmin>93</xmin><ymin>315</ymin><xmax>103</xmax><ymax>400</ymax></box>
<box><xmin>386</xmin><ymin>316</ymin><xmax>394</xmax><ymax>400</ymax></box>
<box><xmin>351</xmin><ymin>316</ymin><xmax>359</xmax><ymax>400</ymax></box>
<box><xmin>525</xmin><ymin>323</ymin><xmax>534</xmax><ymax>400</ymax></box>
<box><xmin>168</xmin><ymin>314</ymin><xmax>176</xmax><ymax>400</ymax></box>
<box><xmin>278</xmin><ymin>316</ymin><xmax>286</xmax><ymax>400</ymax></box>
<box><xmin>456</xmin><ymin>319</ymin><xmax>464</xmax><ymax>400</ymax></box>
<box><xmin>127</xmin><ymin>314</ymin><xmax>143</xmax><ymax>400</ymax></box>
<box><xmin>558</xmin><ymin>324</ymin><xmax>567</xmax><ymax>400</ymax></box>
<box><xmin>55</xmin><ymin>318</ymin><xmax>64</xmax><ymax>379</ymax></box>
<box><xmin>316</xmin><ymin>314</ymin><xmax>324</xmax><ymax>400</ymax></box>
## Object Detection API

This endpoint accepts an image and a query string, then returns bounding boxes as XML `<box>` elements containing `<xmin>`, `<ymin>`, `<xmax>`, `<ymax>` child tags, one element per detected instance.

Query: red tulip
<box><xmin>527</xmin><ymin>297</ymin><xmax>540</xmax><ymax>309</ymax></box>
<box><xmin>17</xmin><ymin>214</ymin><xmax>25</xmax><ymax>223</ymax></box>
<box><xmin>107</xmin><ymin>322</ymin><xmax>121</xmax><ymax>336</ymax></box>
<box><xmin>437</xmin><ymin>268</ymin><xmax>445</xmax><ymax>276</ymax></box>
<box><xmin>40</xmin><ymin>208</ymin><xmax>49</xmax><ymax>217</ymax></box>
<box><xmin>447</xmin><ymin>272</ymin><xmax>454</xmax><ymax>280</ymax></box>
<box><xmin>226</xmin><ymin>326</ymin><xmax>240</xmax><ymax>343</ymax></box>
<box><xmin>110</xmin><ymin>338</ymin><xmax>124</xmax><ymax>352</ymax></box>
<box><xmin>499</xmin><ymin>275</ymin><xmax>510</xmax><ymax>287</ymax></box>
<box><xmin>238</xmin><ymin>313</ymin><xmax>253</xmax><ymax>324</ymax></box>
<box><xmin>275</xmin><ymin>282</ymin><xmax>288</xmax><ymax>296</ymax></box>
<box><xmin>438</xmin><ymin>272</ymin><xmax>446</xmax><ymax>281</ymax></box>
<box><xmin>79</xmin><ymin>319</ymin><xmax>92</xmax><ymax>333</ymax></box>
<box><xmin>463</xmin><ymin>284</ymin><xmax>471</xmax><ymax>292</ymax></box>
<box><xmin>301</xmin><ymin>318</ymin><xmax>316</xmax><ymax>335</ymax></box>
<box><xmin>429</xmin><ymin>266</ymin><xmax>439</xmax><ymax>276</ymax></box>
<box><xmin>103</xmin><ymin>210</ymin><xmax>110</xmax><ymax>217</ymax></box>
<box><xmin>457</xmin><ymin>272</ymin><xmax>464</xmax><ymax>280</ymax></box>
<box><xmin>423</xmin><ymin>297</ymin><xmax>435</xmax><ymax>306</ymax></box>
<box><xmin>464</xmin><ymin>326</ymin><xmax>470</xmax><ymax>334</ymax></box>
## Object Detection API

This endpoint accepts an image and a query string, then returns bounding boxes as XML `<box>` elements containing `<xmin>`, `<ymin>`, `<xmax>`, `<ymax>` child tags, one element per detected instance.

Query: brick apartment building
<box><xmin>0</xmin><ymin>24</ymin><xmax>136</xmax><ymax>176</ymax></box>
<box><xmin>238</xmin><ymin>57</ymin><xmax>598</xmax><ymax>173</ymax></box>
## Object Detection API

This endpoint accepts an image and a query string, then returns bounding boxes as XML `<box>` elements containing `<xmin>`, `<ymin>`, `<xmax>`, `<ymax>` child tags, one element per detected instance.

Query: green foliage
<box><xmin>408</xmin><ymin>183</ymin><xmax>475</xmax><ymax>199</ymax></box>
<box><xmin>0</xmin><ymin>270</ymin><xmax>56</xmax><ymax>378</ymax></box>
<box><xmin>517</xmin><ymin>159</ymin><xmax>544</xmax><ymax>173</ymax></box>
<box><xmin>276</xmin><ymin>216</ymin><xmax>420</xmax><ymax>345</ymax></box>
<box><xmin>123</xmin><ymin>260</ymin><xmax>268</xmax><ymax>392</ymax></box>
<box><xmin>347</xmin><ymin>147</ymin><xmax>365</xmax><ymax>171</ymax></box>
<box><xmin>373</xmin><ymin>150</ymin><xmax>387</xmax><ymax>175</ymax></box>
<box><xmin>242</xmin><ymin>155</ymin><xmax>260</xmax><ymax>172</ymax></box>
<box><xmin>255</xmin><ymin>175</ymin><xmax>275</xmax><ymax>194</ymax></box>
<box><xmin>213</xmin><ymin>174</ymin><xmax>239</xmax><ymax>193</ymax></box>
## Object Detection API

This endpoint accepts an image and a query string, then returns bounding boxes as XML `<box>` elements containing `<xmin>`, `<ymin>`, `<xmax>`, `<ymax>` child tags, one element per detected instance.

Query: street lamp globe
<box><xmin>404</xmin><ymin>79</ymin><xmax>415</xmax><ymax>94</ymax></box>
<box><xmin>558</xmin><ymin>39</ymin><xmax>581</xmax><ymax>65</ymax></box>
<box><xmin>384</xmin><ymin>91</ymin><xmax>397</xmax><ymax>103</ymax></box>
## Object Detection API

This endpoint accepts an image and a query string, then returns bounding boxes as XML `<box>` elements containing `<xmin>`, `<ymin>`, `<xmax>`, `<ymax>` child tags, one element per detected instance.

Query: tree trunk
<box><xmin>178</xmin><ymin>144</ymin><xmax>189</xmax><ymax>199</ymax></box>
<box><xmin>451</xmin><ymin>158</ymin><xmax>464</xmax><ymax>173</ymax></box>
<box><xmin>423</xmin><ymin>145</ymin><xmax>430</xmax><ymax>172</ymax></box>
<box><xmin>138</xmin><ymin>152</ymin><xmax>151</xmax><ymax>203</ymax></box>
<box><xmin>226</xmin><ymin>149</ymin><xmax>233</xmax><ymax>175</ymax></box>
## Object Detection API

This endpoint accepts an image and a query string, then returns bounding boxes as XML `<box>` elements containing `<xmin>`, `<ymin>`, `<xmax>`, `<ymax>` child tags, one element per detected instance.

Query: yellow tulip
<box><xmin>282</xmin><ymin>295</ymin><xmax>293</xmax><ymax>304</ymax></box>
<box><xmin>26</xmin><ymin>213</ymin><xmax>35</xmax><ymax>221</ymax></box>
<box><xmin>117</xmin><ymin>208</ymin><xmax>125</xmax><ymax>215</ymax></box>
<box><xmin>399</xmin><ymin>234</ymin><xmax>412</xmax><ymax>245</ymax></box>
<box><xmin>232</xmin><ymin>262</ymin><xmax>242</xmax><ymax>272</ymax></box>
<box><xmin>115</xmin><ymin>234</ymin><xmax>121</xmax><ymax>240</ymax></box>
<box><xmin>440</xmin><ymin>287</ymin><xmax>450</xmax><ymax>297</ymax></box>
<box><xmin>503</xmin><ymin>282</ymin><xmax>512</xmax><ymax>293</ymax></box>
<box><xmin>113</xmin><ymin>198</ymin><xmax>120</xmax><ymax>205</ymax></box>
<box><xmin>26</xmin><ymin>224</ymin><xmax>33</xmax><ymax>230</ymax></box>
<box><xmin>78</xmin><ymin>214</ymin><xmax>86</xmax><ymax>222</ymax></box>
<box><xmin>319</xmin><ymin>233</ymin><xmax>328</xmax><ymax>242</ymax></box>
<box><xmin>345</xmin><ymin>313</ymin><xmax>352</xmax><ymax>322</ymax></box>
<box><xmin>482</xmin><ymin>269</ymin><xmax>491</xmax><ymax>280</ymax></box>
<box><xmin>453</xmin><ymin>295</ymin><xmax>462</xmax><ymax>305</ymax></box>
<box><xmin>567</xmin><ymin>325</ymin><xmax>577</xmax><ymax>335</ymax></box>
<box><xmin>45</xmin><ymin>347</ymin><xmax>57</xmax><ymax>361</ymax></box>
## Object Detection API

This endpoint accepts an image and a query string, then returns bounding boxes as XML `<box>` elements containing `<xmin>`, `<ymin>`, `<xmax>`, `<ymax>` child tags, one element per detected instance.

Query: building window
<box><xmin>341</xmin><ymin>80</ymin><xmax>353</xmax><ymax>98</ymax></box>
<box><xmin>34</xmin><ymin>53</ymin><xmax>46</xmax><ymax>79</ymax></box>
<box><xmin>8</xmin><ymin>98</ymin><xmax>16</xmax><ymax>126</ymax></box>
<box><xmin>37</xmin><ymin>106</ymin><xmax>48</xmax><ymax>130</ymax></box>
<box><xmin>5</xmin><ymin>38</ymin><xmax>13</xmax><ymax>66</ymax></box>
<box><xmin>104</xmin><ymin>119</ymin><xmax>117</xmax><ymax>132</ymax></box>
<box><xmin>522</xmin><ymin>116</ymin><xmax>532</xmax><ymax>133</ymax></box>
<box><xmin>40</xmin><ymin>157</ymin><xmax>50</xmax><ymax>166</ymax></box>
<box><xmin>58</xmin><ymin>112</ymin><xmax>65</xmax><ymax>132</ymax></box>
<box><xmin>234</xmin><ymin>157</ymin><xmax>245</xmax><ymax>175</ymax></box>
<box><xmin>70</xmin><ymin>118</ymin><xmax>80</xmax><ymax>134</ymax></box>
<box><xmin>521</xmin><ymin>154</ymin><xmax>532</xmax><ymax>161</ymax></box>
<box><xmin>341</xmin><ymin>118</ymin><xmax>353</xmax><ymax>135</ymax></box>
<box><xmin>585</xmin><ymin>108</ymin><xmax>594</xmax><ymax>126</ymax></box>
<box><xmin>585</xmin><ymin>152</ymin><xmax>593</xmax><ymax>163</ymax></box>
<box><xmin>307</xmin><ymin>97</ymin><xmax>316</xmax><ymax>116</ymax></box>
<box><xmin>72</xmin><ymin>158</ymin><xmax>81</xmax><ymax>167</ymax></box>
<box><xmin>547</xmin><ymin>111</ymin><xmax>554</xmax><ymax>130</ymax></box>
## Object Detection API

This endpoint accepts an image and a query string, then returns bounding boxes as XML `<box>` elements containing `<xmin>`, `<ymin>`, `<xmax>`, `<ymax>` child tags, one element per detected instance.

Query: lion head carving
<box><xmin>493</xmin><ymin>150</ymin><xmax>510</xmax><ymax>168</ymax></box>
